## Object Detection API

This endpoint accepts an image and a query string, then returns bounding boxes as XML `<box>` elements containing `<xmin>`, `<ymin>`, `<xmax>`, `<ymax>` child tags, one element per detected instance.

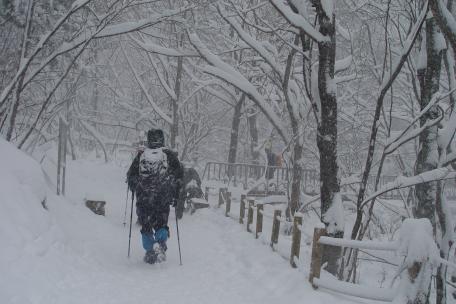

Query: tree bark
<box><xmin>415</xmin><ymin>16</ymin><xmax>444</xmax><ymax>304</ymax></box>
<box><xmin>227</xmin><ymin>94</ymin><xmax>245</xmax><ymax>177</ymax></box>
<box><xmin>171</xmin><ymin>56</ymin><xmax>183</xmax><ymax>149</ymax></box>
<box><xmin>312</xmin><ymin>1</ymin><xmax>342</xmax><ymax>276</ymax></box>
<box><xmin>247</xmin><ymin>106</ymin><xmax>259</xmax><ymax>163</ymax></box>
<box><xmin>414</xmin><ymin>17</ymin><xmax>443</xmax><ymax>227</ymax></box>
<box><xmin>429</xmin><ymin>0</ymin><xmax>456</xmax><ymax>58</ymax></box>
<box><xmin>283</xmin><ymin>34</ymin><xmax>303</xmax><ymax>216</ymax></box>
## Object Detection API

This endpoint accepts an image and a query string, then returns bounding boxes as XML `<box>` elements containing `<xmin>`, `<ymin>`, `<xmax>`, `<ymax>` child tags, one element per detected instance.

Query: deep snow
<box><xmin>1</xmin><ymin>139</ymin><xmax>374</xmax><ymax>304</ymax></box>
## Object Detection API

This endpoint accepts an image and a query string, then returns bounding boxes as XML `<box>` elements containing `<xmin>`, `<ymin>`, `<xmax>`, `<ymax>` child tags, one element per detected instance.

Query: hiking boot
<box><xmin>143</xmin><ymin>250</ymin><xmax>157</xmax><ymax>264</ymax></box>
<box><xmin>153</xmin><ymin>243</ymin><xmax>166</xmax><ymax>263</ymax></box>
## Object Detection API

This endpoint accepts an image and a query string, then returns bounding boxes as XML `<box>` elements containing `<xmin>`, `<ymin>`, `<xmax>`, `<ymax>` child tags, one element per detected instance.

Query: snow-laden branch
<box><xmin>18</xmin><ymin>6</ymin><xmax>192</xmax><ymax>101</ymax></box>
<box><xmin>94</xmin><ymin>6</ymin><xmax>193</xmax><ymax>38</ymax></box>
<box><xmin>203</xmin><ymin>86</ymin><xmax>235</xmax><ymax>106</ymax></box>
<box><xmin>385</xmin><ymin>115</ymin><xmax>442</xmax><ymax>155</ymax></box>
<box><xmin>379</xmin><ymin>1</ymin><xmax>428</xmax><ymax>91</ymax></box>
<box><xmin>268</xmin><ymin>0</ymin><xmax>329</xmax><ymax>43</ymax></box>
<box><xmin>354</xmin><ymin>2</ymin><xmax>428</xmax><ymax>209</ymax></box>
<box><xmin>217</xmin><ymin>4</ymin><xmax>283</xmax><ymax>77</ymax></box>
<box><xmin>361</xmin><ymin>167</ymin><xmax>456</xmax><ymax>207</ymax></box>
<box><xmin>0</xmin><ymin>0</ymin><xmax>93</xmax><ymax>111</ymax></box>
<box><xmin>148</xmin><ymin>54</ymin><xmax>177</xmax><ymax>100</ymax></box>
<box><xmin>131</xmin><ymin>36</ymin><xmax>198</xmax><ymax>57</ymax></box>
<box><xmin>384</xmin><ymin>91</ymin><xmax>451</xmax><ymax>155</ymax></box>
<box><xmin>131</xmin><ymin>33</ymin><xmax>179</xmax><ymax>101</ymax></box>
<box><xmin>335</xmin><ymin>55</ymin><xmax>352</xmax><ymax>74</ymax></box>
<box><xmin>188</xmin><ymin>31</ymin><xmax>289</xmax><ymax>143</ymax></box>
<box><xmin>121</xmin><ymin>44</ymin><xmax>173</xmax><ymax>124</ymax></box>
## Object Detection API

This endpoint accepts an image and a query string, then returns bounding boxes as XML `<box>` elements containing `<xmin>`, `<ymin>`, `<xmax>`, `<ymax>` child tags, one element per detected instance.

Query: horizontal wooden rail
<box><xmin>318</xmin><ymin>237</ymin><xmax>399</xmax><ymax>251</ymax></box>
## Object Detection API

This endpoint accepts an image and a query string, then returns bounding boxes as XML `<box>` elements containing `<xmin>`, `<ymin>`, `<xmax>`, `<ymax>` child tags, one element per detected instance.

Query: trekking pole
<box><xmin>123</xmin><ymin>186</ymin><xmax>129</xmax><ymax>227</ymax></box>
<box><xmin>128</xmin><ymin>192</ymin><xmax>135</xmax><ymax>258</ymax></box>
<box><xmin>175</xmin><ymin>207</ymin><xmax>183</xmax><ymax>265</ymax></box>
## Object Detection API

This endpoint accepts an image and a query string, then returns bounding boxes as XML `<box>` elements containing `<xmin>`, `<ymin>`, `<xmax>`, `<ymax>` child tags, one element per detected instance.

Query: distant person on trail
<box><xmin>264</xmin><ymin>139</ymin><xmax>282</xmax><ymax>180</ymax></box>
<box><xmin>126</xmin><ymin>129</ymin><xmax>183</xmax><ymax>264</ymax></box>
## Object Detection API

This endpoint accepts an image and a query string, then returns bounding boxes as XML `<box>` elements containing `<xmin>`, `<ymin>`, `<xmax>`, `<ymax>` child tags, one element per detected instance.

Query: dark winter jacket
<box><xmin>127</xmin><ymin>148</ymin><xmax>183</xmax><ymax>200</ymax></box>
<box><xmin>126</xmin><ymin>147</ymin><xmax>183</xmax><ymax>232</ymax></box>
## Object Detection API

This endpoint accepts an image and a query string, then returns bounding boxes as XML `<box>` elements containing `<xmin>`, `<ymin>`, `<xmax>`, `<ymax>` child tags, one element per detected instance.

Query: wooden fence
<box><xmin>208</xmin><ymin>186</ymin><xmax>442</xmax><ymax>303</ymax></box>
<box><xmin>202</xmin><ymin>162</ymin><xmax>406</xmax><ymax>200</ymax></box>
<box><xmin>212</xmin><ymin>186</ymin><xmax>307</xmax><ymax>269</ymax></box>
<box><xmin>309</xmin><ymin>229</ymin><xmax>398</xmax><ymax>302</ymax></box>
<box><xmin>202</xmin><ymin>162</ymin><xmax>319</xmax><ymax>195</ymax></box>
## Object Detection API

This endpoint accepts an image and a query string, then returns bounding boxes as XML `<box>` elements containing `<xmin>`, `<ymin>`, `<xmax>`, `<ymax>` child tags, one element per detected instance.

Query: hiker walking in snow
<box><xmin>127</xmin><ymin>129</ymin><xmax>183</xmax><ymax>264</ymax></box>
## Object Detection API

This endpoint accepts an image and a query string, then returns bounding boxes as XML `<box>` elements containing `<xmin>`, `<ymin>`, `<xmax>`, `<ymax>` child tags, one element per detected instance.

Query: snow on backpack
<box><xmin>139</xmin><ymin>147</ymin><xmax>168</xmax><ymax>179</ymax></box>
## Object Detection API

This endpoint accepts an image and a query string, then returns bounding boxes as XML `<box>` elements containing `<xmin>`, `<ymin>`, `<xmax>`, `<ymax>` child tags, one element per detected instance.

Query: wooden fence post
<box><xmin>225</xmin><ymin>191</ymin><xmax>231</xmax><ymax>217</ymax></box>
<box><xmin>256</xmin><ymin>204</ymin><xmax>263</xmax><ymax>239</ymax></box>
<box><xmin>205</xmin><ymin>187</ymin><xmax>209</xmax><ymax>201</ymax></box>
<box><xmin>270</xmin><ymin>209</ymin><xmax>281</xmax><ymax>250</ymax></box>
<box><xmin>218</xmin><ymin>187</ymin><xmax>226</xmax><ymax>207</ymax></box>
<box><xmin>239</xmin><ymin>194</ymin><xmax>246</xmax><ymax>224</ymax></box>
<box><xmin>247</xmin><ymin>199</ymin><xmax>254</xmax><ymax>232</ymax></box>
<box><xmin>290</xmin><ymin>215</ymin><xmax>302</xmax><ymax>268</ymax></box>
<box><xmin>309</xmin><ymin>227</ymin><xmax>327</xmax><ymax>288</ymax></box>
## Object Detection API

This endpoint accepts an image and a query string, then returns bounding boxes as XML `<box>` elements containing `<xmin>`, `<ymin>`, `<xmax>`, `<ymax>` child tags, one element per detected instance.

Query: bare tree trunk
<box><xmin>247</xmin><ymin>106</ymin><xmax>259</xmax><ymax>163</ymax></box>
<box><xmin>227</xmin><ymin>94</ymin><xmax>245</xmax><ymax>176</ymax></box>
<box><xmin>313</xmin><ymin>1</ymin><xmax>342</xmax><ymax>276</ymax></box>
<box><xmin>5</xmin><ymin>76</ymin><xmax>23</xmax><ymax>141</ymax></box>
<box><xmin>171</xmin><ymin>56</ymin><xmax>182</xmax><ymax>149</ymax></box>
<box><xmin>283</xmin><ymin>34</ymin><xmax>303</xmax><ymax>216</ymax></box>
<box><xmin>92</xmin><ymin>47</ymin><xmax>101</xmax><ymax>158</ymax></box>
<box><xmin>415</xmin><ymin>16</ymin><xmax>444</xmax><ymax>304</ymax></box>
<box><xmin>414</xmin><ymin>17</ymin><xmax>443</xmax><ymax>228</ymax></box>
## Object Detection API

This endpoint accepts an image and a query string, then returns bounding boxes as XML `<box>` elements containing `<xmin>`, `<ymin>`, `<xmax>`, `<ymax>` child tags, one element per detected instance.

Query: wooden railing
<box><xmin>208</xmin><ymin>186</ymin><xmax>442</xmax><ymax>303</ymax></box>
<box><xmin>202</xmin><ymin>162</ymin><xmax>318</xmax><ymax>195</ymax></box>
<box><xmin>308</xmin><ymin>220</ymin><xmax>443</xmax><ymax>303</ymax></box>
<box><xmin>203</xmin><ymin>162</ymin><xmax>456</xmax><ymax>201</ymax></box>
<box><xmin>212</xmin><ymin>187</ymin><xmax>303</xmax><ymax>268</ymax></box>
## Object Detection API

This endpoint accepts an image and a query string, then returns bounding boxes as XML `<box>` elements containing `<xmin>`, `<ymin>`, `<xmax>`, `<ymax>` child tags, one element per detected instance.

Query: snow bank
<box><xmin>0</xmin><ymin>138</ymin><xmax>66</xmax><ymax>303</ymax></box>
<box><xmin>0</xmin><ymin>138</ymin><xmax>50</xmax><ymax>263</ymax></box>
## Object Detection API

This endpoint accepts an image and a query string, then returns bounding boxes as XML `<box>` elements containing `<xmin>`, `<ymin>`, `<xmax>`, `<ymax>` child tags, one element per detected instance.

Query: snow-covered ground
<box><xmin>1</xmin><ymin>139</ymin><xmax>375</xmax><ymax>304</ymax></box>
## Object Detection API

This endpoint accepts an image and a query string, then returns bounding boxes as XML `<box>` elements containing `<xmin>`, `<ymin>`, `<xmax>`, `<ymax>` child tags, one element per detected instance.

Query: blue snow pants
<box><xmin>141</xmin><ymin>228</ymin><xmax>169</xmax><ymax>251</ymax></box>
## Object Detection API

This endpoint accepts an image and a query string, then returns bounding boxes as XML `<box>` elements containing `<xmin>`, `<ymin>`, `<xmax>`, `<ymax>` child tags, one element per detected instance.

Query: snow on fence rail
<box><xmin>317</xmin><ymin>237</ymin><xmax>399</xmax><ymax>251</ymax></box>
<box><xmin>207</xmin><ymin>186</ymin><xmax>444</xmax><ymax>304</ymax></box>
<box><xmin>309</xmin><ymin>218</ymin><xmax>442</xmax><ymax>303</ymax></box>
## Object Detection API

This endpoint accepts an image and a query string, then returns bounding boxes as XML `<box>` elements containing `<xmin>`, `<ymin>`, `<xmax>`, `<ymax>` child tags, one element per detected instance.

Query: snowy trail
<box><xmin>3</xmin><ymin>159</ymin><xmax>368</xmax><ymax>304</ymax></box>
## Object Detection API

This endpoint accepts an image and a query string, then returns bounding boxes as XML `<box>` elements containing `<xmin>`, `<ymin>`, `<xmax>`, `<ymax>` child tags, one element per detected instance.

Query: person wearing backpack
<box><xmin>126</xmin><ymin>129</ymin><xmax>183</xmax><ymax>264</ymax></box>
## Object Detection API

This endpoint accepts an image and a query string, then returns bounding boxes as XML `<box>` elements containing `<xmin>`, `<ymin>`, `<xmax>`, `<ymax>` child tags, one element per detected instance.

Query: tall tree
<box><xmin>312</xmin><ymin>0</ymin><xmax>343</xmax><ymax>275</ymax></box>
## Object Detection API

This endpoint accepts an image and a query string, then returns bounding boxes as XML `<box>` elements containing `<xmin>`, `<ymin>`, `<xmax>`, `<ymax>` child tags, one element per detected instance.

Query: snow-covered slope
<box><xmin>0</xmin><ymin>141</ymin><xmax>367</xmax><ymax>304</ymax></box>
<box><xmin>0</xmin><ymin>138</ymin><xmax>62</xmax><ymax>303</ymax></box>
